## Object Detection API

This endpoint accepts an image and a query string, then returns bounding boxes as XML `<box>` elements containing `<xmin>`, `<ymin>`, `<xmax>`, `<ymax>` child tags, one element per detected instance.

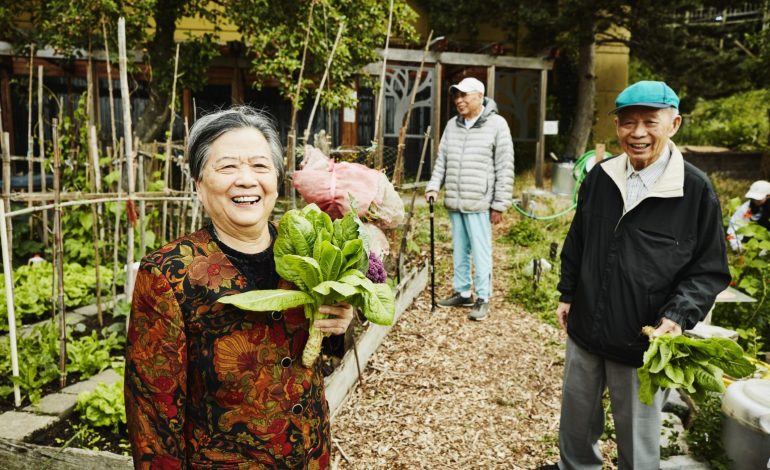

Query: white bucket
<box><xmin>722</xmin><ymin>379</ymin><xmax>770</xmax><ymax>469</ymax></box>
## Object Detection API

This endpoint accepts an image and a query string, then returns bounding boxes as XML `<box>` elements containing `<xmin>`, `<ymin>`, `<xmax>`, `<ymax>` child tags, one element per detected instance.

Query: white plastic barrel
<box><xmin>721</xmin><ymin>379</ymin><xmax>770</xmax><ymax>469</ymax></box>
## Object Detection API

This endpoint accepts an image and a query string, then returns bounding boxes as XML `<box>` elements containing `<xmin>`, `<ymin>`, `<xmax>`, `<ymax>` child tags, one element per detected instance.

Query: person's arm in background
<box><xmin>490</xmin><ymin>118</ymin><xmax>514</xmax><ymax>224</ymax></box>
<box><xmin>425</xmin><ymin>129</ymin><xmax>450</xmax><ymax>202</ymax></box>
<box><xmin>659</xmin><ymin>185</ymin><xmax>731</xmax><ymax>334</ymax></box>
<box><xmin>125</xmin><ymin>264</ymin><xmax>188</xmax><ymax>469</ymax></box>
<box><xmin>726</xmin><ymin>200</ymin><xmax>750</xmax><ymax>251</ymax></box>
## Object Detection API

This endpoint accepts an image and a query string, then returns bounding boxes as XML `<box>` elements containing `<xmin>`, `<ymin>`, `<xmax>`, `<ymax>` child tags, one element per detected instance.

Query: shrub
<box><xmin>678</xmin><ymin>90</ymin><xmax>770</xmax><ymax>151</ymax></box>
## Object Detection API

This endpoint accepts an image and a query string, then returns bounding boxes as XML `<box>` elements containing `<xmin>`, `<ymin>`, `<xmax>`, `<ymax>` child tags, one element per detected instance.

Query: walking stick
<box><xmin>429</xmin><ymin>196</ymin><xmax>436</xmax><ymax>311</ymax></box>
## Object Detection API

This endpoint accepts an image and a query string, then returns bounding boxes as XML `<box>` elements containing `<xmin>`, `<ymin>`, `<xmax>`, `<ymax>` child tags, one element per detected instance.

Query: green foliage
<box><xmin>67</xmin><ymin>331</ymin><xmax>121</xmax><ymax>379</ymax></box>
<box><xmin>684</xmin><ymin>392</ymin><xmax>731</xmax><ymax>469</ymax></box>
<box><xmin>637</xmin><ymin>331</ymin><xmax>755</xmax><ymax>406</ymax></box>
<box><xmin>76</xmin><ymin>377</ymin><xmax>126</xmax><ymax>433</ymax></box>
<box><xmin>0</xmin><ymin>322</ymin><xmax>60</xmax><ymax>404</ymax></box>
<box><xmin>678</xmin><ymin>90</ymin><xmax>770</xmax><ymax>151</ymax></box>
<box><xmin>501</xmin><ymin>217</ymin><xmax>545</xmax><ymax>247</ymax></box>
<box><xmin>0</xmin><ymin>262</ymin><xmax>113</xmax><ymax>332</ymax></box>
<box><xmin>228</xmin><ymin>0</ymin><xmax>417</xmax><ymax>110</ymax></box>
<box><xmin>221</xmin><ymin>203</ymin><xmax>396</xmax><ymax>366</ymax></box>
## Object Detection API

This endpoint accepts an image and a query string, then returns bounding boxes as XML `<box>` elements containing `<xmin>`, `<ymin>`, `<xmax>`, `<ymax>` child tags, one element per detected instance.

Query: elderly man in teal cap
<box><xmin>540</xmin><ymin>81</ymin><xmax>730</xmax><ymax>469</ymax></box>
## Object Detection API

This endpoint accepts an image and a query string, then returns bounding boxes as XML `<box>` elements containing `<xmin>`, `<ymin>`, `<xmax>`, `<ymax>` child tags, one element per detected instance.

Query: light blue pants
<box><xmin>558</xmin><ymin>338</ymin><xmax>666</xmax><ymax>470</ymax></box>
<box><xmin>448</xmin><ymin>210</ymin><xmax>492</xmax><ymax>300</ymax></box>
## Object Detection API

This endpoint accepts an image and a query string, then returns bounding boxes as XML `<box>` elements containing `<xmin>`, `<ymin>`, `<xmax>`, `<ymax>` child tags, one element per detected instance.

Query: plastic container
<box><xmin>552</xmin><ymin>162</ymin><xmax>576</xmax><ymax>196</ymax></box>
<box><xmin>721</xmin><ymin>379</ymin><xmax>770</xmax><ymax>469</ymax></box>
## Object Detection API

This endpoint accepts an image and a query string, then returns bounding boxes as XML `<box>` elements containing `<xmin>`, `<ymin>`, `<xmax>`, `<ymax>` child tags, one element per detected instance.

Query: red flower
<box><xmin>267</xmin><ymin>418</ymin><xmax>287</xmax><ymax>434</ymax></box>
<box><xmin>150</xmin><ymin>455</ymin><xmax>182</xmax><ymax>470</ymax></box>
<box><xmin>153</xmin><ymin>376</ymin><xmax>174</xmax><ymax>392</ymax></box>
<box><xmin>188</xmin><ymin>252</ymin><xmax>238</xmax><ymax>289</ymax></box>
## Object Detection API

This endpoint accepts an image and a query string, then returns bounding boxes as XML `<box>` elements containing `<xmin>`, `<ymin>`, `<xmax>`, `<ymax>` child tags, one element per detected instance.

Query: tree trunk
<box><xmin>135</xmin><ymin>0</ymin><xmax>182</xmax><ymax>142</ymax></box>
<box><xmin>564</xmin><ymin>38</ymin><xmax>596</xmax><ymax>160</ymax></box>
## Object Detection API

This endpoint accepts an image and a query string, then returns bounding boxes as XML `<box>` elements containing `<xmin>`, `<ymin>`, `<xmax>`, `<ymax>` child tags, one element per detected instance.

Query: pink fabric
<box><xmin>293</xmin><ymin>160</ymin><xmax>383</xmax><ymax>219</ymax></box>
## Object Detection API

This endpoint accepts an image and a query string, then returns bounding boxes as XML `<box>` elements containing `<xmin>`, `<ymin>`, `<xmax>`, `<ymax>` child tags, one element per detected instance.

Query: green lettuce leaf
<box><xmin>218</xmin><ymin>289</ymin><xmax>313</xmax><ymax>311</ymax></box>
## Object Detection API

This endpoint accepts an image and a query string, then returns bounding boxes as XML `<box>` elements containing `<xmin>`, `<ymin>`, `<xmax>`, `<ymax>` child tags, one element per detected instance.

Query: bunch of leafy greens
<box><xmin>220</xmin><ymin>204</ymin><xmax>395</xmax><ymax>367</ymax></box>
<box><xmin>638</xmin><ymin>326</ymin><xmax>755</xmax><ymax>405</ymax></box>
<box><xmin>76</xmin><ymin>377</ymin><xmax>126</xmax><ymax>434</ymax></box>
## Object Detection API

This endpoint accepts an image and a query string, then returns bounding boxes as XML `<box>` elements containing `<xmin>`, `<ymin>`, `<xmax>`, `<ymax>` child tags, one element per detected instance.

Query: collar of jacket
<box><xmin>600</xmin><ymin>140</ymin><xmax>684</xmax><ymax>212</ymax></box>
<box><xmin>455</xmin><ymin>96</ymin><xmax>498</xmax><ymax>128</ymax></box>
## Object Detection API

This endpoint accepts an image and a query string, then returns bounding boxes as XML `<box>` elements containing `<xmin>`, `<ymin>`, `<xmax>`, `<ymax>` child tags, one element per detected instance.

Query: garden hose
<box><xmin>513</xmin><ymin>149</ymin><xmax>610</xmax><ymax>221</ymax></box>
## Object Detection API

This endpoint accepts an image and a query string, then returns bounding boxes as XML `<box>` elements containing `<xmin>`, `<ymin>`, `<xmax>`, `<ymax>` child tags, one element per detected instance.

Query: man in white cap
<box><xmin>543</xmin><ymin>81</ymin><xmax>730</xmax><ymax>469</ymax></box>
<box><xmin>425</xmin><ymin>77</ymin><xmax>514</xmax><ymax>321</ymax></box>
<box><xmin>726</xmin><ymin>179</ymin><xmax>770</xmax><ymax>251</ymax></box>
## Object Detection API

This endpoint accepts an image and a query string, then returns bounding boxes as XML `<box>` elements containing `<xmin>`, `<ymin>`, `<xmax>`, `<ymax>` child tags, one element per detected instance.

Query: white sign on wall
<box><xmin>544</xmin><ymin>120</ymin><xmax>559</xmax><ymax>135</ymax></box>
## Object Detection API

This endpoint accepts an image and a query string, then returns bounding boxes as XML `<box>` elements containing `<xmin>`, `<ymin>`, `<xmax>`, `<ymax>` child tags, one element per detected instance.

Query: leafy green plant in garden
<box><xmin>76</xmin><ymin>377</ymin><xmax>126</xmax><ymax>434</ymax></box>
<box><xmin>501</xmin><ymin>217</ymin><xmax>545</xmax><ymax>247</ymax></box>
<box><xmin>0</xmin><ymin>322</ymin><xmax>61</xmax><ymax>404</ymax></box>
<box><xmin>0</xmin><ymin>261</ymin><xmax>113</xmax><ymax>332</ymax></box>
<box><xmin>678</xmin><ymin>90</ymin><xmax>770</xmax><ymax>151</ymax></box>
<box><xmin>684</xmin><ymin>392</ymin><xmax>731</xmax><ymax>470</ymax></box>
<box><xmin>67</xmin><ymin>331</ymin><xmax>122</xmax><ymax>379</ymax></box>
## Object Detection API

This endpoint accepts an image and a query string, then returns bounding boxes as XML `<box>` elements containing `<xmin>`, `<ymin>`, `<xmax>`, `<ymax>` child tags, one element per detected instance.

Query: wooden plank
<box><xmin>325</xmin><ymin>261</ymin><xmax>428</xmax><ymax>418</ymax></box>
<box><xmin>0</xmin><ymin>438</ymin><xmax>132</xmax><ymax>470</ymax></box>
<box><xmin>535</xmin><ymin>68</ymin><xmax>548</xmax><ymax>188</ymax></box>
<box><xmin>375</xmin><ymin>48</ymin><xmax>553</xmax><ymax>70</ymax></box>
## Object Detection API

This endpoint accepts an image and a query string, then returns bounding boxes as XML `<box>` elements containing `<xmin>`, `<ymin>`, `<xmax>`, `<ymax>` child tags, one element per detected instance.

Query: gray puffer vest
<box><xmin>426</xmin><ymin>98</ymin><xmax>514</xmax><ymax>213</ymax></box>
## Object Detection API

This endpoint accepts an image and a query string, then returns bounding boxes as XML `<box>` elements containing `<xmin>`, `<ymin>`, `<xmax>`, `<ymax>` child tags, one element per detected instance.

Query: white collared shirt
<box><xmin>625</xmin><ymin>145</ymin><xmax>671</xmax><ymax>208</ymax></box>
<box><xmin>464</xmin><ymin>105</ymin><xmax>484</xmax><ymax>129</ymax></box>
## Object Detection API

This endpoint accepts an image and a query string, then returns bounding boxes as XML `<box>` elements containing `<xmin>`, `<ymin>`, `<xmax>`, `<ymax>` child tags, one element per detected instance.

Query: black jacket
<box><xmin>557</xmin><ymin>144</ymin><xmax>730</xmax><ymax>366</ymax></box>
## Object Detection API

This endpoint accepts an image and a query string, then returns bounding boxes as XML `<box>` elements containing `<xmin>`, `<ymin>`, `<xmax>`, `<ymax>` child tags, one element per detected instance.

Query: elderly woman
<box><xmin>125</xmin><ymin>107</ymin><xmax>353</xmax><ymax>469</ymax></box>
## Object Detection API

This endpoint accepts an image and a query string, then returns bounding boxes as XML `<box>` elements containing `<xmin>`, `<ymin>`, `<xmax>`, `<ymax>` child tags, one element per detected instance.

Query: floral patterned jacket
<box><xmin>125</xmin><ymin>227</ymin><xmax>330</xmax><ymax>469</ymax></box>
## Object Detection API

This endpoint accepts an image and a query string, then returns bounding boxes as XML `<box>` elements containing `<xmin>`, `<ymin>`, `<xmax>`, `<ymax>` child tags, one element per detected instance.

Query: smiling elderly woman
<box><xmin>125</xmin><ymin>107</ymin><xmax>353</xmax><ymax>469</ymax></box>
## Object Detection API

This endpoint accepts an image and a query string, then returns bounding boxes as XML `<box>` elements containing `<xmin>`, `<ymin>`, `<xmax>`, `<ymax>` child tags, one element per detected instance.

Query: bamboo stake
<box><xmin>373</xmin><ymin>0</ymin><xmax>394</xmax><ymax>168</ymax></box>
<box><xmin>2</xmin><ymin>132</ymin><xmax>12</xmax><ymax>245</ymax></box>
<box><xmin>162</xmin><ymin>43</ymin><xmax>180</xmax><ymax>244</ymax></box>
<box><xmin>111</xmin><ymin>142</ymin><xmax>123</xmax><ymax>309</ymax></box>
<box><xmin>392</xmin><ymin>30</ymin><xmax>433</xmax><ymax>186</ymax></box>
<box><xmin>285</xmin><ymin>1</ymin><xmax>315</xmax><ymax>208</ymax></box>
<box><xmin>118</xmin><ymin>18</ymin><xmax>136</xmax><ymax>301</ymax></box>
<box><xmin>0</xmin><ymin>203</ymin><xmax>21</xmax><ymax>407</ymax></box>
<box><xmin>102</xmin><ymin>20</ymin><xmax>118</xmax><ymax>157</ymax></box>
<box><xmin>37</xmin><ymin>65</ymin><xmax>48</xmax><ymax>247</ymax></box>
<box><xmin>26</xmin><ymin>46</ymin><xmax>34</xmax><ymax>231</ymax></box>
<box><xmin>88</xmin><ymin>125</ymin><xmax>103</xmax><ymax>327</ymax></box>
<box><xmin>52</xmin><ymin>119</ymin><xmax>66</xmax><ymax>389</ymax></box>
<box><xmin>303</xmin><ymin>22</ymin><xmax>345</xmax><ymax>145</ymax></box>
<box><xmin>137</xmin><ymin>141</ymin><xmax>146</xmax><ymax>258</ymax></box>
<box><xmin>180</xmin><ymin>117</ymin><xmax>190</xmax><ymax>238</ymax></box>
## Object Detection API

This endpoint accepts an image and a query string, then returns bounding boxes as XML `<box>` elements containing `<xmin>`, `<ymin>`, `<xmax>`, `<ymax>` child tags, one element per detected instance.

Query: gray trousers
<box><xmin>558</xmin><ymin>338</ymin><xmax>666</xmax><ymax>470</ymax></box>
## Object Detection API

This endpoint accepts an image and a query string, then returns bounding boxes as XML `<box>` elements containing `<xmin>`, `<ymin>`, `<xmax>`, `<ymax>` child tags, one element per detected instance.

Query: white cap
<box><xmin>449</xmin><ymin>77</ymin><xmax>485</xmax><ymax>95</ymax></box>
<box><xmin>745</xmin><ymin>180</ymin><xmax>770</xmax><ymax>200</ymax></box>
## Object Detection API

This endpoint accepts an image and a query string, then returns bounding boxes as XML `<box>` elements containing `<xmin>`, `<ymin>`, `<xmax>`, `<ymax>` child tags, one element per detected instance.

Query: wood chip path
<box><xmin>331</xmin><ymin>218</ymin><xmax>572</xmax><ymax>469</ymax></box>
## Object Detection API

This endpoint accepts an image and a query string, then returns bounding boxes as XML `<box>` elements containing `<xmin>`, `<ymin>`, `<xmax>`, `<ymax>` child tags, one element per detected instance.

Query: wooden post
<box><xmin>162</xmin><ymin>43</ymin><xmax>180</xmax><ymax>244</ymax></box>
<box><xmin>52</xmin><ymin>119</ymin><xmax>66</xmax><ymax>389</ymax></box>
<box><xmin>26</xmin><ymin>47</ymin><xmax>34</xmax><ymax>230</ymax></box>
<box><xmin>88</xmin><ymin>125</ymin><xmax>103</xmax><ymax>327</ymax></box>
<box><xmin>303</xmin><ymin>23</ymin><xmax>345</xmax><ymax>145</ymax></box>
<box><xmin>118</xmin><ymin>18</ymin><xmax>136</xmax><ymax>301</ymax></box>
<box><xmin>0</xmin><ymin>203</ymin><xmax>21</xmax><ymax>407</ymax></box>
<box><xmin>2</xmin><ymin>132</ymin><xmax>12</xmax><ymax>245</ymax></box>
<box><xmin>373</xmin><ymin>0</ymin><xmax>394</xmax><ymax>168</ymax></box>
<box><xmin>595</xmin><ymin>143</ymin><xmax>606</xmax><ymax>163</ymax></box>
<box><xmin>102</xmin><ymin>20</ymin><xmax>118</xmax><ymax>154</ymax></box>
<box><xmin>433</xmin><ymin>62</ymin><xmax>442</xmax><ymax>171</ymax></box>
<box><xmin>535</xmin><ymin>68</ymin><xmax>548</xmax><ymax>188</ymax></box>
<box><xmin>37</xmin><ymin>65</ymin><xmax>48</xmax><ymax>247</ymax></box>
<box><xmin>137</xmin><ymin>142</ymin><xmax>146</xmax><ymax>258</ymax></box>
<box><xmin>111</xmin><ymin>142</ymin><xmax>123</xmax><ymax>308</ymax></box>
<box><xmin>486</xmin><ymin>65</ymin><xmax>496</xmax><ymax>100</ymax></box>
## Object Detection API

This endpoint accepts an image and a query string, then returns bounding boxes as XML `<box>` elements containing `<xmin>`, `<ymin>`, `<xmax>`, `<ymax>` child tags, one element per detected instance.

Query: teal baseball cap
<box><xmin>611</xmin><ymin>80</ymin><xmax>679</xmax><ymax>114</ymax></box>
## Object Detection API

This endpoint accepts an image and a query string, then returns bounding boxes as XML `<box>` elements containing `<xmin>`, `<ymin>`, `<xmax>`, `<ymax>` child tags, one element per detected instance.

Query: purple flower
<box><xmin>365</xmin><ymin>251</ymin><xmax>387</xmax><ymax>283</ymax></box>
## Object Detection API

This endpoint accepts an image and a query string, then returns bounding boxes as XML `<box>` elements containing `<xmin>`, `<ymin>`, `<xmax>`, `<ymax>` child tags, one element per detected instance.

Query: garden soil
<box><xmin>330</xmin><ymin>215</ymin><xmax>617</xmax><ymax>469</ymax></box>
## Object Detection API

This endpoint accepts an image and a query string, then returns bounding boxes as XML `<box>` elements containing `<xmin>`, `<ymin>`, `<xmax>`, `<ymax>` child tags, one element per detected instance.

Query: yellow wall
<box><xmin>593</xmin><ymin>27</ymin><xmax>630</xmax><ymax>151</ymax></box>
